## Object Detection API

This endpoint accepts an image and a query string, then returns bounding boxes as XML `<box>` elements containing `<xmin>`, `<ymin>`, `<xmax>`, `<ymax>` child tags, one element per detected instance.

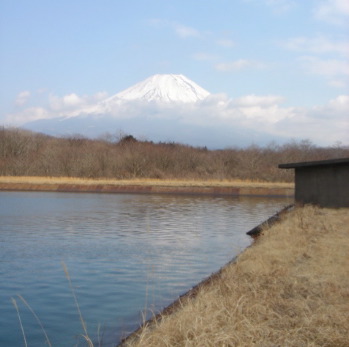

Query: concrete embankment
<box><xmin>118</xmin><ymin>205</ymin><xmax>294</xmax><ymax>346</ymax></box>
<box><xmin>119</xmin><ymin>206</ymin><xmax>349</xmax><ymax>347</ymax></box>
<box><xmin>0</xmin><ymin>182</ymin><xmax>294</xmax><ymax>197</ymax></box>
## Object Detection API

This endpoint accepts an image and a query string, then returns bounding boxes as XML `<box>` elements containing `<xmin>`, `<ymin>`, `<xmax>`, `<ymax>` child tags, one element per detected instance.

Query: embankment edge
<box><xmin>117</xmin><ymin>204</ymin><xmax>295</xmax><ymax>346</ymax></box>
<box><xmin>0</xmin><ymin>183</ymin><xmax>294</xmax><ymax>197</ymax></box>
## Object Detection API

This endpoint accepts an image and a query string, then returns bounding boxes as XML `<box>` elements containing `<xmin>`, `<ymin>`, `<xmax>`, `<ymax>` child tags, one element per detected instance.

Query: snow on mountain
<box><xmin>63</xmin><ymin>74</ymin><xmax>210</xmax><ymax>118</ymax></box>
<box><xmin>21</xmin><ymin>74</ymin><xmax>286</xmax><ymax>148</ymax></box>
<box><xmin>104</xmin><ymin>74</ymin><xmax>210</xmax><ymax>104</ymax></box>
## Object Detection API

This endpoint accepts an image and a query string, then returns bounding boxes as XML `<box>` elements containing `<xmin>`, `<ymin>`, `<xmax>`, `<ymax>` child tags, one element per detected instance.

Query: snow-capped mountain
<box><xmin>65</xmin><ymin>74</ymin><xmax>210</xmax><ymax>117</ymax></box>
<box><xmin>108</xmin><ymin>74</ymin><xmax>210</xmax><ymax>104</ymax></box>
<box><xmin>21</xmin><ymin>74</ymin><xmax>283</xmax><ymax>148</ymax></box>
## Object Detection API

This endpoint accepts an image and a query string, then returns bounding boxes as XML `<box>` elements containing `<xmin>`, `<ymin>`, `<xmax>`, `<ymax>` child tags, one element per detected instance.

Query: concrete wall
<box><xmin>295</xmin><ymin>164</ymin><xmax>349</xmax><ymax>207</ymax></box>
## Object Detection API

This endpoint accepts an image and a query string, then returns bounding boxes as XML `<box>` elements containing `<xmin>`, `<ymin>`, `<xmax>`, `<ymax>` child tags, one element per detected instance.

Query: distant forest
<box><xmin>1</xmin><ymin>127</ymin><xmax>348</xmax><ymax>182</ymax></box>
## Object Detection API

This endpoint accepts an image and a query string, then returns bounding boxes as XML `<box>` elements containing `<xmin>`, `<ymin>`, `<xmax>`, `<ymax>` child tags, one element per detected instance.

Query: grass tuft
<box><xmin>62</xmin><ymin>262</ymin><xmax>94</xmax><ymax>346</ymax></box>
<box><xmin>12</xmin><ymin>265</ymin><xmax>96</xmax><ymax>347</ymax></box>
<box><xmin>16</xmin><ymin>294</ymin><xmax>52</xmax><ymax>347</ymax></box>
<box><xmin>11</xmin><ymin>297</ymin><xmax>28</xmax><ymax>347</ymax></box>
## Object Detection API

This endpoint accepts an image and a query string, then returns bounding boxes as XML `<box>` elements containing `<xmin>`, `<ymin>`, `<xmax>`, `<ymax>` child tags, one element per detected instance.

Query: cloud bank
<box><xmin>314</xmin><ymin>0</ymin><xmax>349</xmax><ymax>25</ymax></box>
<box><xmin>6</xmin><ymin>91</ymin><xmax>349</xmax><ymax>147</ymax></box>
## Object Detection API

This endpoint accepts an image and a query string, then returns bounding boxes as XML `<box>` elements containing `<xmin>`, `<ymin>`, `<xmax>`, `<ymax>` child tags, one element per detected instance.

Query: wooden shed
<box><xmin>279</xmin><ymin>158</ymin><xmax>349</xmax><ymax>208</ymax></box>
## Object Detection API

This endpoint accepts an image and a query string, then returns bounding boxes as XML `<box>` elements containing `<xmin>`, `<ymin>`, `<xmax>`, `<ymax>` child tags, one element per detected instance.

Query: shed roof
<box><xmin>278</xmin><ymin>158</ymin><xmax>349</xmax><ymax>169</ymax></box>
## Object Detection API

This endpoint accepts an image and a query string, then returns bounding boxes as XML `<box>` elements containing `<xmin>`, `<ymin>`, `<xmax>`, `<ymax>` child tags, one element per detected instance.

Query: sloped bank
<box><xmin>0</xmin><ymin>179</ymin><xmax>294</xmax><ymax>197</ymax></box>
<box><xmin>119</xmin><ymin>206</ymin><xmax>349</xmax><ymax>347</ymax></box>
<box><xmin>118</xmin><ymin>205</ymin><xmax>293</xmax><ymax>346</ymax></box>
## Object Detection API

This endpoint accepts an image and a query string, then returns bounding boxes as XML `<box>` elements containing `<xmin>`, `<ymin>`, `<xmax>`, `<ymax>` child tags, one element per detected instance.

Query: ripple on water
<box><xmin>0</xmin><ymin>191</ymin><xmax>292</xmax><ymax>346</ymax></box>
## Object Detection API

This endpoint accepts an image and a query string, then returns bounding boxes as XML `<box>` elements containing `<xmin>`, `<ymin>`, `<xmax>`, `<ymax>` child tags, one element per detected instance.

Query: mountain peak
<box><xmin>108</xmin><ymin>74</ymin><xmax>210</xmax><ymax>104</ymax></box>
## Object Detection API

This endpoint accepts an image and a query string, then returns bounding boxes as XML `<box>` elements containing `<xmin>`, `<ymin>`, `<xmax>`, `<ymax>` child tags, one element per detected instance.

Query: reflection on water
<box><xmin>0</xmin><ymin>191</ymin><xmax>292</xmax><ymax>346</ymax></box>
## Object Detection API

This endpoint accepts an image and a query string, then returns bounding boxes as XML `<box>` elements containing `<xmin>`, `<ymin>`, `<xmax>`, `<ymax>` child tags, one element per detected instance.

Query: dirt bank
<box><xmin>0</xmin><ymin>177</ymin><xmax>294</xmax><ymax>197</ymax></box>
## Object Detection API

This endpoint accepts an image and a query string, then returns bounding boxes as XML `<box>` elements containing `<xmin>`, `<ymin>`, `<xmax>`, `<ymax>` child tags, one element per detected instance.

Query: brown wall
<box><xmin>295</xmin><ymin>164</ymin><xmax>349</xmax><ymax>207</ymax></box>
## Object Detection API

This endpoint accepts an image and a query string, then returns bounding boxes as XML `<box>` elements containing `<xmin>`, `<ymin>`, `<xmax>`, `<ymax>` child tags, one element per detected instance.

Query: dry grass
<box><xmin>123</xmin><ymin>206</ymin><xmax>349</xmax><ymax>347</ymax></box>
<box><xmin>0</xmin><ymin>176</ymin><xmax>293</xmax><ymax>189</ymax></box>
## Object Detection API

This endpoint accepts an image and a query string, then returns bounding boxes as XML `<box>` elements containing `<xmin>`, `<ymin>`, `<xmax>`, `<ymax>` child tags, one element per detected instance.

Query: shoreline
<box><xmin>118</xmin><ymin>204</ymin><xmax>294</xmax><ymax>346</ymax></box>
<box><xmin>0</xmin><ymin>177</ymin><xmax>294</xmax><ymax>197</ymax></box>
<box><xmin>120</xmin><ymin>206</ymin><xmax>349</xmax><ymax>346</ymax></box>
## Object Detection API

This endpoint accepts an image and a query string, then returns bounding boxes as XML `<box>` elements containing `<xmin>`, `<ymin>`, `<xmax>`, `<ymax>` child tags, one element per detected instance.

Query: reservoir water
<box><xmin>0</xmin><ymin>191</ymin><xmax>292</xmax><ymax>346</ymax></box>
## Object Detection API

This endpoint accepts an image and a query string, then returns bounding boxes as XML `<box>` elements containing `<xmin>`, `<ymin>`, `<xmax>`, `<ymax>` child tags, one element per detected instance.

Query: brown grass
<box><xmin>0</xmin><ymin>176</ymin><xmax>293</xmax><ymax>189</ymax></box>
<box><xmin>122</xmin><ymin>206</ymin><xmax>349</xmax><ymax>347</ymax></box>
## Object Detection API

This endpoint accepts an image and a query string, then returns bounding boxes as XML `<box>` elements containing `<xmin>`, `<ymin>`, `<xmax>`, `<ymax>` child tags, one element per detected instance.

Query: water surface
<box><xmin>0</xmin><ymin>191</ymin><xmax>292</xmax><ymax>346</ymax></box>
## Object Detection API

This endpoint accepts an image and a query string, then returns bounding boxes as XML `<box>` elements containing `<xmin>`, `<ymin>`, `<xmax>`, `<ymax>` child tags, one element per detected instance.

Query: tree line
<box><xmin>1</xmin><ymin>127</ymin><xmax>348</xmax><ymax>182</ymax></box>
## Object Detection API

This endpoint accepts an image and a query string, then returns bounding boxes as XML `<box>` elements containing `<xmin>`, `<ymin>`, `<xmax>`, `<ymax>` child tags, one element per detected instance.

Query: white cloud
<box><xmin>329</xmin><ymin>79</ymin><xmax>348</xmax><ymax>88</ymax></box>
<box><xmin>174</xmin><ymin>23</ymin><xmax>200</xmax><ymax>38</ymax></box>
<box><xmin>216</xmin><ymin>39</ymin><xmax>235</xmax><ymax>48</ymax></box>
<box><xmin>147</xmin><ymin>19</ymin><xmax>201</xmax><ymax>39</ymax></box>
<box><xmin>299</xmin><ymin>56</ymin><xmax>349</xmax><ymax>78</ymax></box>
<box><xmin>326</xmin><ymin>94</ymin><xmax>349</xmax><ymax>112</ymax></box>
<box><xmin>198</xmin><ymin>94</ymin><xmax>348</xmax><ymax>144</ymax></box>
<box><xmin>199</xmin><ymin>93</ymin><xmax>348</xmax><ymax>144</ymax></box>
<box><xmin>265</xmin><ymin>0</ymin><xmax>296</xmax><ymax>13</ymax></box>
<box><xmin>275</xmin><ymin>95</ymin><xmax>349</xmax><ymax>144</ymax></box>
<box><xmin>281</xmin><ymin>35</ymin><xmax>348</xmax><ymax>89</ymax></box>
<box><xmin>6</xmin><ymin>91</ymin><xmax>349</xmax><ymax>146</ymax></box>
<box><xmin>192</xmin><ymin>52</ymin><xmax>218</xmax><ymax>61</ymax></box>
<box><xmin>6</xmin><ymin>91</ymin><xmax>108</xmax><ymax>125</ymax></box>
<box><xmin>52</xmin><ymin>92</ymin><xmax>108</xmax><ymax>111</ymax></box>
<box><xmin>215</xmin><ymin>59</ymin><xmax>265</xmax><ymax>72</ymax></box>
<box><xmin>282</xmin><ymin>36</ymin><xmax>348</xmax><ymax>56</ymax></box>
<box><xmin>233</xmin><ymin>95</ymin><xmax>285</xmax><ymax>107</ymax></box>
<box><xmin>15</xmin><ymin>91</ymin><xmax>31</xmax><ymax>106</ymax></box>
<box><xmin>106</xmin><ymin>93</ymin><xmax>348</xmax><ymax>145</ymax></box>
<box><xmin>199</xmin><ymin>94</ymin><xmax>348</xmax><ymax>144</ymax></box>
<box><xmin>5</xmin><ymin>107</ymin><xmax>51</xmax><ymax>125</ymax></box>
<box><xmin>314</xmin><ymin>0</ymin><xmax>349</xmax><ymax>25</ymax></box>
<box><xmin>94</xmin><ymin>91</ymin><xmax>109</xmax><ymax>100</ymax></box>
<box><xmin>49</xmin><ymin>93</ymin><xmax>85</xmax><ymax>111</ymax></box>
<box><xmin>228</xmin><ymin>95</ymin><xmax>293</xmax><ymax>124</ymax></box>
<box><xmin>243</xmin><ymin>0</ymin><xmax>295</xmax><ymax>13</ymax></box>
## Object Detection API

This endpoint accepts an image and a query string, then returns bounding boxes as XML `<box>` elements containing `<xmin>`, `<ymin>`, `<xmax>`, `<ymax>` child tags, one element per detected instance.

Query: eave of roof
<box><xmin>278</xmin><ymin>158</ymin><xmax>349</xmax><ymax>169</ymax></box>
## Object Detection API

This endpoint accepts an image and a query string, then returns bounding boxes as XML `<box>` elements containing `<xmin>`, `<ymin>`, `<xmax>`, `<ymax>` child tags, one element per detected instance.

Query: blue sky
<box><xmin>1</xmin><ymin>0</ymin><xmax>348</xmax><ymax>146</ymax></box>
